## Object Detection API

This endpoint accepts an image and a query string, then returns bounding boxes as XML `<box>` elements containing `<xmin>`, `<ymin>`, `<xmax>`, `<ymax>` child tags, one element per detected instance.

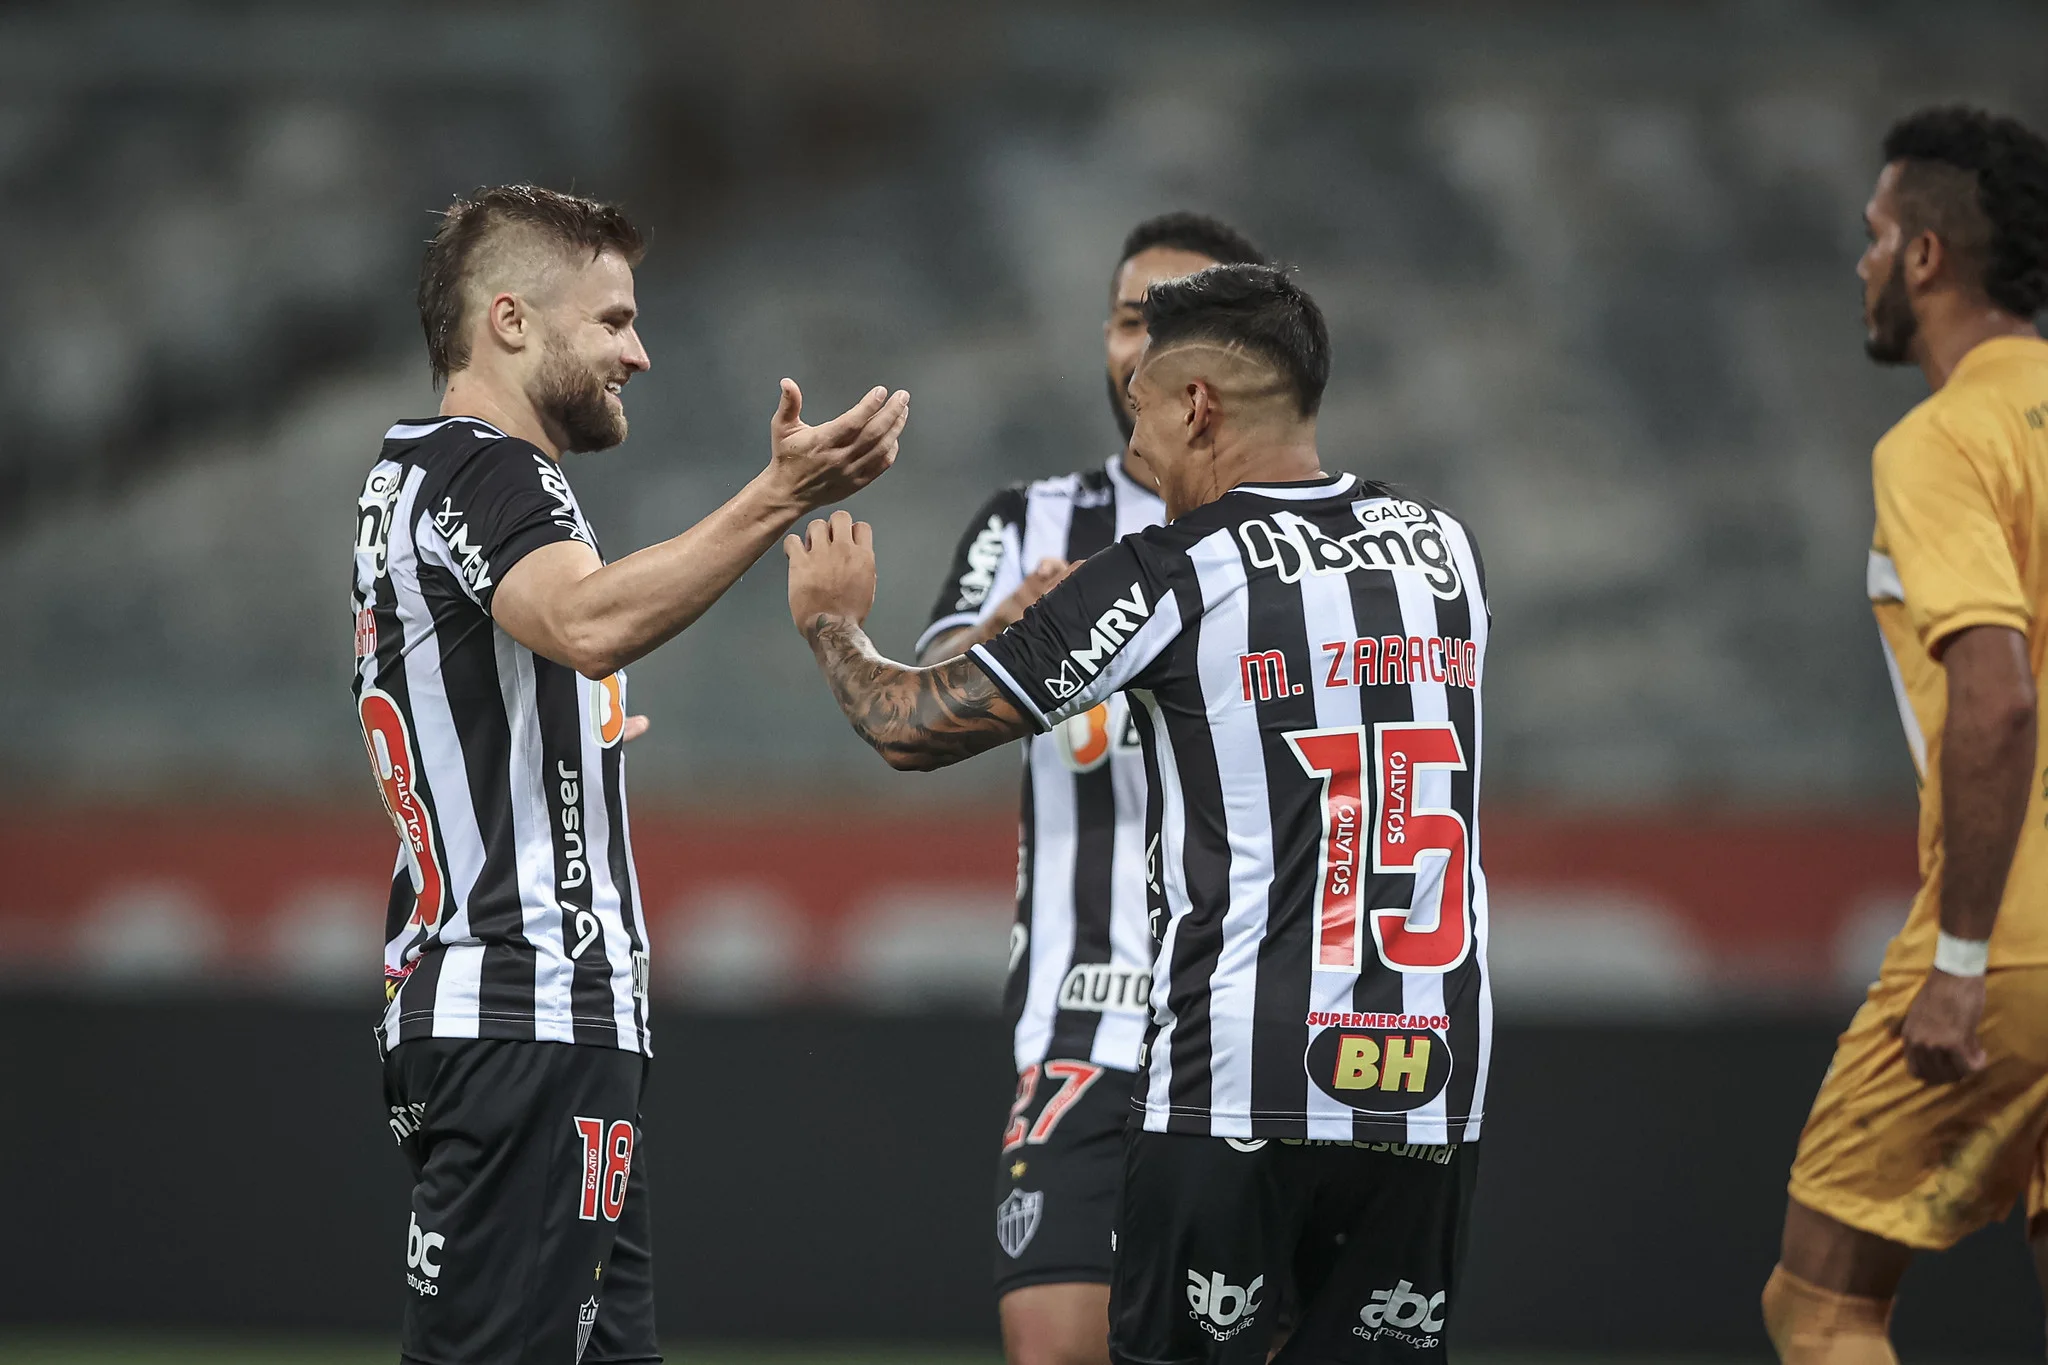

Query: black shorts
<box><xmin>1108</xmin><ymin>1132</ymin><xmax>1479</xmax><ymax>1365</ymax></box>
<box><xmin>992</xmin><ymin>1060</ymin><xmax>1137</xmax><ymax>1297</ymax></box>
<box><xmin>384</xmin><ymin>1038</ymin><xmax>659</xmax><ymax>1365</ymax></box>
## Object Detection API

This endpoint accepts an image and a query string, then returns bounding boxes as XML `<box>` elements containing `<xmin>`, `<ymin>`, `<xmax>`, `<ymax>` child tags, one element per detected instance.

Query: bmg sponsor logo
<box><xmin>1303</xmin><ymin>1028</ymin><xmax>1453</xmax><ymax>1113</ymax></box>
<box><xmin>405</xmin><ymin>1212</ymin><xmax>444</xmax><ymax>1296</ymax></box>
<box><xmin>1355</xmin><ymin>1279</ymin><xmax>1446</xmax><ymax>1349</ymax></box>
<box><xmin>1186</xmin><ymin>1269</ymin><xmax>1263</xmax><ymax>1341</ymax></box>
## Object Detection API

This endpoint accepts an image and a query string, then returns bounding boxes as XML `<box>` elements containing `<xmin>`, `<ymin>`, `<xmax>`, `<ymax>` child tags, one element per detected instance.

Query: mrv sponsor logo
<box><xmin>1303</xmin><ymin>1028</ymin><xmax>1453</xmax><ymax>1113</ymax></box>
<box><xmin>1355</xmin><ymin>1280</ymin><xmax>1446</xmax><ymax>1349</ymax></box>
<box><xmin>1186</xmin><ymin>1270</ymin><xmax>1263</xmax><ymax>1341</ymax></box>
<box><xmin>1237</xmin><ymin>503</ymin><xmax>1462</xmax><ymax>599</ymax></box>
<box><xmin>431</xmin><ymin>498</ymin><xmax>495</xmax><ymax>594</ymax></box>
<box><xmin>1043</xmin><ymin>584</ymin><xmax>1150</xmax><ymax>700</ymax></box>
<box><xmin>1057</xmin><ymin>963</ymin><xmax>1150</xmax><ymax>1015</ymax></box>
<box><xmin>405</xmin><ymin>1213</ymin><xmax>444</xmax><ymax>1296</ymax></box>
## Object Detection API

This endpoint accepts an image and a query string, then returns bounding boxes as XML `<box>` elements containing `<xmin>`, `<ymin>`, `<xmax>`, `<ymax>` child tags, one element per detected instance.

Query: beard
<box><xmin>1107</xmin><ymin>368</ymin><xmax>1135</xmax><ymax>441</ymax></box>
<box><xmin>535</xmin><ymin>333</ymin><xmax>628</xmax><ymax>453</ymax></box>
<box><xmin>1863</xmin><ymin>255</ymin><xmax>1918</xmax><ymax>366</ymax></box>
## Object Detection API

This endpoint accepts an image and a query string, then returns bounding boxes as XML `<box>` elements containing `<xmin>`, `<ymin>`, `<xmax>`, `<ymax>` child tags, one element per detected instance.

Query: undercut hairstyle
<box><xmin>1141</xmin><ymin>264</ymin><xmax>1331</xmax><ymax>418</ymax></box>
<box><xmin>418</xmin><ymin>185</ymin><xmax>645</xmax><ymax>386</ymax></box>
<box><xmin>1882</xmin><ymin>106</ymin><xmax>2048</xmax><ymax>319</ymax></box>
<box><xmin>1118</xmin><ymin>211</ymin><xmax>1266</xmax><ymax>279</ymax></box>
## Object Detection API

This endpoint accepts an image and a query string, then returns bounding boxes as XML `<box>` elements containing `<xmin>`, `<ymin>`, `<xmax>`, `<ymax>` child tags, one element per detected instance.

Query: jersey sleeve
<box><xmin>917</xmin><ymin>486</ymin><xmax>1028</xmax><ymax>657</ymax></box>
<box><xmin>426</xmin><ymin>440</ymin><xmax>594</xmax><ymax>611</ymax></box>
<box><xmin>969</xmin><ymin>535</ymin><xmax>1187</xmax><ymax>731</ymax></box>
<box><xmin>1873</xmin><ymin>418</ymin><xmax>2030</xmax><ymax>653</ymax></box>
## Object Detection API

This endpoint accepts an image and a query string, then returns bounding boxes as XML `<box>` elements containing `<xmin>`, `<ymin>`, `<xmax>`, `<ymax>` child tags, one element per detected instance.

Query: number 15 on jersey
<box><xmin>1286</xmin><ymin>722</ymin><xmax>1472</xmax><ymax>975</ymax></box>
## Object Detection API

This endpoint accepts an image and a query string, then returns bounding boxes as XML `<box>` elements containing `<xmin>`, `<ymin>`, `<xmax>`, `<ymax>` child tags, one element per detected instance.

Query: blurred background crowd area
<box><xmin>1</xmin><ymin>0</ymin><xmax>2043</xmax><ymax>1009</ymax></box>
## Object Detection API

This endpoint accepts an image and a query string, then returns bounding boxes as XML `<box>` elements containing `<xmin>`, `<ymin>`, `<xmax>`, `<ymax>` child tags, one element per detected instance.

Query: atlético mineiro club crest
<box><xmin>996</xmin><ymin>1188</ymin><xmax>1044</xmax><ymax>1259</ymax></box>
<box><xmin>575</xmin><ymin>1296</ymin><xmax>600</xmax><ymax>1363</ymax></box>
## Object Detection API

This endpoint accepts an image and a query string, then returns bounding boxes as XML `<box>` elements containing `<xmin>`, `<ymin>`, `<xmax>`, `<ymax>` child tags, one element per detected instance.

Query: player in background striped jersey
<box><xmin>355</xmin><ymin>185</ymin><xmax>908</xmax><ymax>1363</ymax></box>
<box><xmin>918</xmin><ymin>213</ymin><xmax>1267</xmax><ymax>1365</ymax></box>
<box><xmin>788</xmin><ymin>264</ymin><xmax>1490</xmax><ymax>1364</ymax></box>
<box><xmin>1763</xmin><ymin>110</ymin><xmax>2048</xmax><ymax>1365</ymax></box>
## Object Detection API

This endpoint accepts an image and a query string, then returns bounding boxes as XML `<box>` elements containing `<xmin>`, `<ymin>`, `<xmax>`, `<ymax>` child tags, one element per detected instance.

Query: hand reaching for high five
<box><xmin>785</xmin><ymin>509</ymin><xmax>878</xmax><ymax>634</ymax></box>
<box><xmin>767</xmin><ymin>379</ymin><xmax>909</xmax><ymax>513</ymax></box>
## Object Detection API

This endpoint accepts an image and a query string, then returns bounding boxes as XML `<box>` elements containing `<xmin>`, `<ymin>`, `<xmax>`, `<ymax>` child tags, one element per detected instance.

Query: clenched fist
<box><xmin>785</xmin><ymin>509</ymin><xmax>877</xmax><ymax>635</ymax></box>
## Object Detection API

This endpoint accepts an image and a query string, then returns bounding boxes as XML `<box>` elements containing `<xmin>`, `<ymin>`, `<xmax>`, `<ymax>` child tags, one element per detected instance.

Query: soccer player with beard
<box><xmin>1763</xmin><ymin>108</ymin><xmax>2048</xmax><ymax>1365</ymax></box>
<box><xmin>918</xmin><ymin>213</ymin><xmax>1265</xmax><ymax>1365</ymax></box>
<box><xmin>352</xmin><ymin>185</ymin><xmax>907</xmax><ymax>1363</ymax></box>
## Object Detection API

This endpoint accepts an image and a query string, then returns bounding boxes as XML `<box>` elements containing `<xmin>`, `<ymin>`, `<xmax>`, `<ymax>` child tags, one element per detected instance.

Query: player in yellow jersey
<box><xmin>1763</xmin><ymin>106</ymin><xmax>2048</xmax><ymax>1364</ymax></box>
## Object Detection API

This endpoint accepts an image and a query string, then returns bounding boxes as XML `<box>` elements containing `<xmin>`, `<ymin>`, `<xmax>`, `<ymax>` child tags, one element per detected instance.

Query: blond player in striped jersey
<box><xmin>1765</xmin><ymin>107</ymin><xmax>2048</xmax><ymax>1365</ymax></box>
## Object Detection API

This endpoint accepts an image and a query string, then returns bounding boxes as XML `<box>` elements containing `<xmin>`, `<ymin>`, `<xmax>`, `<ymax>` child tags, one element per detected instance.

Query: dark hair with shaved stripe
<box><xmin>1141</xmin><ymin>264</ymin><xmax>1331</xmax><ymax>417</ymax></box>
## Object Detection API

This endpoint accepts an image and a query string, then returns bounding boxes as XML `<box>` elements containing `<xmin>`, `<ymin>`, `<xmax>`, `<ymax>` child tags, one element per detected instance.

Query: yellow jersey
<box><xmin>1869</xmin><ymin>334</ymin><xmax>2048</xmax><ymax>977</ymax></box>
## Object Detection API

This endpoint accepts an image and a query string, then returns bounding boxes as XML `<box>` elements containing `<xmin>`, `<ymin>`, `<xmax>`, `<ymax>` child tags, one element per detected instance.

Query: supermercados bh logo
<box><xmin>1043</xmin><ymin>584</ymin><xmax>1150</xmax><ymax>700</ymax></box>
<box><xmin>1237</xmin><ymin>501</ymin><xmax>1462</xmax><ymax>599</ymax></box>
<box><xmin>1303</xmin><ymin>1012</ymin><xmax>1453</xmax><ymax>1113</ymax></box>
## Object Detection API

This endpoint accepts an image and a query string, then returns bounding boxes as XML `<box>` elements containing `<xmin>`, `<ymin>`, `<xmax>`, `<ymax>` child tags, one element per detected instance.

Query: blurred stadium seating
<box><xmin>8</xmin><ymin>0</ymin><xmax>2045</xmax><ymax>808</ymax></box>
<box><xmin>2</xmin><ymin>0</ymin><xmax>2035</xmax><ymax>1002</ymax></box>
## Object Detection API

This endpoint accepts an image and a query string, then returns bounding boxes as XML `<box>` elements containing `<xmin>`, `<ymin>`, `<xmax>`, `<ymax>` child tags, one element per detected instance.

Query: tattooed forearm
<box><xmin>804</xmin><ymin>614</ymin><xmax>1034</xmax><ymax>770</ymax></box>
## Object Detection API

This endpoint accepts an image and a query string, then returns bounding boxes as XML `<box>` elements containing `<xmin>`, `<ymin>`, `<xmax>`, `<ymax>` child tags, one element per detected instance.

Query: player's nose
<box><xmin>622</xmin><ymin>327</ymin><xmax>651</xmax><ymax>374</ymax></box>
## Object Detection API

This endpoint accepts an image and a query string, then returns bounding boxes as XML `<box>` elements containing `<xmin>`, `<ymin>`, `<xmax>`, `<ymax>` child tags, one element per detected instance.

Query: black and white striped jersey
<box><xmin>351</xmin><ymin>416</ymin><xmax>651</xmax><ymax>1056</ymax></box>
<box><xmin>922</xmin><ymin>458</ymin><xmax>1165</xmax><ymax>1077</ymax></box>
<box><xmin>971</xmin><ymin>472</ymin><xmax>1491</xmax><ymax>1142</ymax></box>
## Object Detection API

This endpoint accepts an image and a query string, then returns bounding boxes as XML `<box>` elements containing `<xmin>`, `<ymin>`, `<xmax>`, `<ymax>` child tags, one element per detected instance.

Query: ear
<box><xmin>1185</xmin><ymin>378</ymin><xmax>1217</xmax><ymax>442</ymax></box>
<box><xmin>1903</xmin><ymin>229</ymin><xmax>1945</xmax><ymax>291</ymax></box>
<box><xmin>486</xmin><ymin>291</ymin><xmax>531</xmax><ymax>354</ymax></box>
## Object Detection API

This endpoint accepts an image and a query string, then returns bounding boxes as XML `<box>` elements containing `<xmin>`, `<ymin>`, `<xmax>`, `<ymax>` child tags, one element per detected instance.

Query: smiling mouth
<box><xmin>604</xmin><ymin>379</ymin><xmax>624</xmax><ymax>398</ymax></box>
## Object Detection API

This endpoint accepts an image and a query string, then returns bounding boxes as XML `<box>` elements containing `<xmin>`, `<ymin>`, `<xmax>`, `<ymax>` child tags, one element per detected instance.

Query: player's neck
<box><xmin>1164</xmin><ymin>436</ymin><xmax>1323</xmax><ymax>521</ymax></box>
<box><xmin>440</xmin><ymin>375</ymin><xmax>563</xmax><ymax>460</ymax></box>
<box><xmin>1913</xmin><ymin>297</ymin><xmax>2040</xmax><ymax>392</ymax></box>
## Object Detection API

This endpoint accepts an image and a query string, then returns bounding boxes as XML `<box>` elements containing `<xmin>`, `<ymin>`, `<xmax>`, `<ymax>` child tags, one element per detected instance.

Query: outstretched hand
<box><xmin>785</xmin><ymin>509</ymin><xmax>878</xmax><ymax>634</ymax></box>
<box><xmin>768</xmin><ymin>379</ymin><xmax>908</xmax><ymax>513</ymax></box>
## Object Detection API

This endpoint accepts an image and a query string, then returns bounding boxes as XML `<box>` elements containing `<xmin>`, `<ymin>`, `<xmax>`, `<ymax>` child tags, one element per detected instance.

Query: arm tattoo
<box><xmin>805</xmin><ymin>614</ymin><xmax>1034</xmax><ymax>770</ymax></box>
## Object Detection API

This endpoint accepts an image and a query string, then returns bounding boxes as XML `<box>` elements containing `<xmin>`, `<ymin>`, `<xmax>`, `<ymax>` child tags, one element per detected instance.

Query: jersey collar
<box><xmin>1228</xmin><ymin>472</ymin><xmax>1357</xmax><ymax>501</ymax></box>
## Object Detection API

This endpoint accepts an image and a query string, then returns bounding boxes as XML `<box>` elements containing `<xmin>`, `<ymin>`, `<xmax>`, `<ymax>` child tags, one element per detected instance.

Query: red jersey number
<box><xmin>1287</xmin><ymin>721</ymin><xmax>1472</xmax><ymax>975</ymax></box>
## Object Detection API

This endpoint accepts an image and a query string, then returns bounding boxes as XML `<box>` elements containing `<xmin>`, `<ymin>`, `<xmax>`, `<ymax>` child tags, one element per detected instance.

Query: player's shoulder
<box><xmin>379</xmin><ymin>416</ymin><xmax>558</xmax><ymax>495</ymax></box>
<box><xmin>1881</xmin><ymin>337</ymin><xmax>2048</xmax><ymax>461</ymax></box>
<box><xmin>380</xmin><ymin>415</ymin><xmax>532</xmax><ymax>459</ymax></box>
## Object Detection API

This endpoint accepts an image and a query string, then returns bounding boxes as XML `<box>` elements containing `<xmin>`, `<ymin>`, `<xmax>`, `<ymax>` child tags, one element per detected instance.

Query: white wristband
<box><xmin>1934</xmin><ymin>931</ymin><xmax>1990</xmax><ymax>978</ymax></box>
